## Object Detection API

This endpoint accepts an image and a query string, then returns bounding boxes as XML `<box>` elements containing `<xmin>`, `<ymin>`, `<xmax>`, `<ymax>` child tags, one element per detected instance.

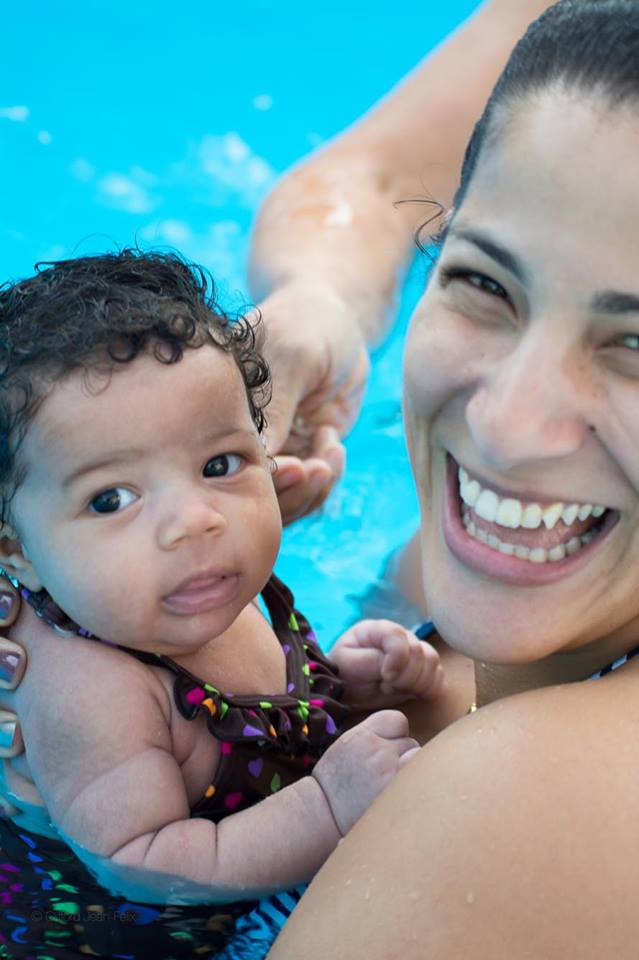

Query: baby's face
<box><xmin>9</xmin><ymin>345</ymin><xmax>282</xmax><ymax>655</ymax></box>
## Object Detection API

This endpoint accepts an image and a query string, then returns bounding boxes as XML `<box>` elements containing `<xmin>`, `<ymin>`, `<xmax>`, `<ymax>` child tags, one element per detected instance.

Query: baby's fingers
<box><xmin>332</xmin><ymin>645</ymin><xmax>385</xmax><ymax>684</ymax></box>
<box><xmin>398</xmin><ymin>745</ymin><xmax>422</xmax><ymax>767</ymax></box>
<box><xmin>358</xmin><ymin>709</ymin><xmax>411</xmax><ymax>740</ymax></box>
<box><xmin>384</xmin><ymin>637</ymin><xmax>444</xmax><ymax>699</ymax></box>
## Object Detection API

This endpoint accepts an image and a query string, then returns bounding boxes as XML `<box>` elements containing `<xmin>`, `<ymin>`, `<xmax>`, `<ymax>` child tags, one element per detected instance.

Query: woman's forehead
<box><xmin>473</xmin><ymin>92</ymin><xmax>639</xmax><ymax>187</ymax></box>
<box><xmin>452</xmin><ymin>94</ymin><xmax>639</xmax><ymax>275</ymax></box>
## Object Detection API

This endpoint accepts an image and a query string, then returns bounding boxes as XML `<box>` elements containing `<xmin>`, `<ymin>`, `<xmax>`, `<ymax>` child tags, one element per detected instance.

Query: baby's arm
<box><xmin>20</xmin><ymin>638</ymin><xmax>417</xmax><ymax>902</ymax></box>
<box><xmin>331</xmin><ymin>619</ymin><xmax>445</xmax><ymax>710</ymax></box>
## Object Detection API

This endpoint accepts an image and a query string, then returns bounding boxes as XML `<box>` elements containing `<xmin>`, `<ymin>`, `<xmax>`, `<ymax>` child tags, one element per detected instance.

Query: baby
<box><xmin>0</xmin><ymin>250</ymin><xmax>443</xmax><ymax>957</ymax></box>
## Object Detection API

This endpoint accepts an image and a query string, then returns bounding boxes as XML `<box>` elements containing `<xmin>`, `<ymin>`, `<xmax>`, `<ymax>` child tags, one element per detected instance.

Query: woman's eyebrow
<box><xmin>591</xmin><ymin>291</ymin><xmax>639</xmax><ymax>315</ymax></box>
<box><xmin>446</xmin><ymin>226</ymin><xmax>528</xmax><ymax>284</ymax></box>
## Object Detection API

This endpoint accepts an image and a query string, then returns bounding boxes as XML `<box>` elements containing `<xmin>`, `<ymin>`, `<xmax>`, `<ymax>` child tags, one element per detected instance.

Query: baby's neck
<box><xmin>20</xmin><ymin>585</ymin><xmax>97</xmax><ymax>639</ymax></box>
<box><xmin>167</xmin><ymin>601</ymin><xmax>287</xmax><ymax>697</ymax></box>
<box><xmin>21</xmin><ymin>586</ymin><xmax>287</xmax><ymax>698</ymax></box>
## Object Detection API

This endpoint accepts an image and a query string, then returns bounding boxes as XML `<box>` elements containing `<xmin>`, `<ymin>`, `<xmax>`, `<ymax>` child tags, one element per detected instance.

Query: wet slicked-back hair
<box><xmin>0</xmin><ymin>249</ymin><xmax>270</xmax><ymax>523</ymax></box>
<box><xmin>455</xmin><ymin>0</ymin><xmax>639</xmax><ymax>209</ymax></box>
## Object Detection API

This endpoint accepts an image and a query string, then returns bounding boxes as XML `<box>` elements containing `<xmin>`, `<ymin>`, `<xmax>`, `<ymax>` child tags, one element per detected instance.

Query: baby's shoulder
<box><xmin>22</xmin><ymin>628</ymin><xmax>172</xmax><ymax>727</ymax></box>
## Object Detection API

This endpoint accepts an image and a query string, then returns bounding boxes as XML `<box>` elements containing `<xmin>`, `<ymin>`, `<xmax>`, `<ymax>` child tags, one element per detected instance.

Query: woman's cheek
<box><xmin>404</xmin><ymin>311</ymin><xmax>475</xmax><ymax>418</ymax></box>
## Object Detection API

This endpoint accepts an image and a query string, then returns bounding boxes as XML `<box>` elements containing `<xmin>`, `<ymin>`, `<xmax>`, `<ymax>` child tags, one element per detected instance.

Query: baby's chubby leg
<box><xmin>312</xmin><ymin>710</ymin><xmax>420</xmax><ymax>837</ymax></box>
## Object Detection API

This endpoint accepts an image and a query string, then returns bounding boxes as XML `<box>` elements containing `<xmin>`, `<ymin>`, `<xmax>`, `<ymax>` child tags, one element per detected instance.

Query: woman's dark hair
<box><xmin>0</xmin><ymin>248</ymin><xmax>271</xmax><ymax>523</ymax></box>
<box><xmin>455</xmin><ymin>0</ymin><xmax>639</xmax><ymax>209</ymax></box>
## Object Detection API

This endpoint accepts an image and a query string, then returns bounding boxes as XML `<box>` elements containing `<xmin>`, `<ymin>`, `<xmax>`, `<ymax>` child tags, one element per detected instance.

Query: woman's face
<box><xmin>404</xmin><ymin>92</ymin><xmax>639</xmax><ymax>666</ymax></box>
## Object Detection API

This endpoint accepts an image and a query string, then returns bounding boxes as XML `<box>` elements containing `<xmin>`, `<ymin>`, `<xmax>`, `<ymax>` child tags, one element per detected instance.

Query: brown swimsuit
<box><xmin>0</xmin><ymin>575</ymin><xmax>349</xmax><ymax>959</ymax></box>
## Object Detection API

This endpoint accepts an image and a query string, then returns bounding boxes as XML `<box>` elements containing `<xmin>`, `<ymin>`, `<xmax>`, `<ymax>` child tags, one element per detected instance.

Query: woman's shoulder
<box><xmin>269</xmin><ymin>668</ymin><xmax>639</xmax><ymax>959</ymax></box>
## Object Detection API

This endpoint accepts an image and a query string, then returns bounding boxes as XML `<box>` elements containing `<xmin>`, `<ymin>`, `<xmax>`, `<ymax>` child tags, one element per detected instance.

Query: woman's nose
<box><xmin>465</xmin><ymin>336</ymin><xmax>593</xmax><ymax>472</ymax></box>
<box><xmin>157</xmin><ymin>493</ymin><xmax>227</xmax><ymax>550</ymax></box>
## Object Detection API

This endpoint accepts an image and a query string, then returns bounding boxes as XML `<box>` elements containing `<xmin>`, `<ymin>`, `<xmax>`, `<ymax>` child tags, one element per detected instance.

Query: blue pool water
<box><xmin>2</xmin><ymin>1</ymin><xmax>480</xmax><ymax>644</ymax></box>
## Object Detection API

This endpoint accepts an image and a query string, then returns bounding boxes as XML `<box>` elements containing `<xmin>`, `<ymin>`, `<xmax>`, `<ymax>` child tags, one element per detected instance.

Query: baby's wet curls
<box><xmin>0</xmin><ymin>248</ymin><xmax>271</xmax><ymax>526</ymax></box>
<box><xmin>0</xmin><ymin>248</ymin><xmax>445</xmax><ymax>955</ymax></box>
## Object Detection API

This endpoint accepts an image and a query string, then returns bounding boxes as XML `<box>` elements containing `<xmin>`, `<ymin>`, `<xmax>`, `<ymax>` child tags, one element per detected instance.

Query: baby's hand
<box><xmin>331</xmin><ymin>619</ymin><xmax>444</xmax><ymax>709</ymax></box>
<box><xmin>312</xmin><ymin>710</ymin><xmax>419</xmax><ymax>835</ymax></box>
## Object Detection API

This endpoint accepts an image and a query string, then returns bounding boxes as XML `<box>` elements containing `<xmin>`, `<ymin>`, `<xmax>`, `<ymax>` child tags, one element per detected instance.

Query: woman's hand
<box><xmin>0</xmin><ymin>581</ymin><xmax>53</xmax><ymax>831</ymax></box>
<box><xmin>258</xmin><ymin>282</ymin><xmax>370</xmax><ymax>524</ymax></box>
<box><xmin>0</xmin><ymin>582</ymin><xmax>26</xmax><ymax>761</ymax></box>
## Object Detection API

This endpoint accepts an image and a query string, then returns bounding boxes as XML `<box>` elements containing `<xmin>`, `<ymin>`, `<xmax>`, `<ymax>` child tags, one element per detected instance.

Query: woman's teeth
<box><xmin>458</xmin><ymin>466</ymin><xmax>608</xmax><ymax>564</ymax></box>
<box><xmin>462</xmin><ymin>511</ymin><xmax>598</xmax><ymax>563</ymax></box>
<box><xmin>458</xmin><ymin>467</ymin><xmax>606</xmax><ymax>530</ymax></box>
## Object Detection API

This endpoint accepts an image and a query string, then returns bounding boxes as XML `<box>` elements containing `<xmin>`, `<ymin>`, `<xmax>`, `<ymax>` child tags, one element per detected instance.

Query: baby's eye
<box><xmin>203</xmin><ymin>454</ymin><xmax>243</xmax><ymax>478</ymax></box>
<box><xmin>89</xmin><ymin>487</ymin><xmax>138</xmax><ymax>514</ymax></box>
<box><xmin>619</xmin><ymin>334</ymin><xmax>639</xmax><ymax>351</ymax></box>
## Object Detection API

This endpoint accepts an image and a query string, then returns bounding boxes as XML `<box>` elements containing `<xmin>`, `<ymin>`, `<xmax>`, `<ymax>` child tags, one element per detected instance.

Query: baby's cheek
<box><xmin>47</xmin><ymin>552</ymin><xmax>142</xmax><ymax>643</ymax></box>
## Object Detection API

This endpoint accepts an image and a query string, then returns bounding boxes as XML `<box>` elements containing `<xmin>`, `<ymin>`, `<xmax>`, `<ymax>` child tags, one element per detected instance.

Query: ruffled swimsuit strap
<box><xmin>135</xmin><ymin>575</ymin><xmax>349</xmax><ymax>758</ymax></box>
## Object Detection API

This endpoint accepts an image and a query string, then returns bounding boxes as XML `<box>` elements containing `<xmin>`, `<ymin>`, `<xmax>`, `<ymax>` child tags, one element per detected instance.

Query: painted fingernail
<box><xmin>0</xmin><ymin>591</ymin><xmax>14</xmax><ymax>620</ymax></box>
<box><xmin>0</xmin><ymin>720</ymin><xmax>16</xmax><ymax>752</ymax></box>
<box><xmin>0</xmin><ymin>648</ymin><xmax>20</xmax><ymax>686</ymax></box>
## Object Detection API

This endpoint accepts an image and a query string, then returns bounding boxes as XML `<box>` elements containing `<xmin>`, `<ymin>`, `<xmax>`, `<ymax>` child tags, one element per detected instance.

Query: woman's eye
<box><xmin>618</xmin><ymin>334</ymin><xmax>639</xmax><ymax>351</ymax></box>
<box><xmin>89</xmin><ymin>488</ymin><xmax>137</xmax><ymax>514</ymax></box>
<box><xmin>203</xmin><ymin>454</ymin><xmax>243</xmax><ymax>478</ymax></box>
<box><xmin>467</xmin><ymin>274</ymin><xmax>508</xmax><ymax>299</ymax></box>
<box><xmin>441</xmin><ymin>267</ymin><xmax>509</xmax><ymax>301</ymax></box>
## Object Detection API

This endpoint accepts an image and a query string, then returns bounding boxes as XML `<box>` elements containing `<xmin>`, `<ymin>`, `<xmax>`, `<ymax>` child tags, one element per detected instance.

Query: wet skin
<box><xmin>403</xmin><ymin>92</ymin><xmax>639</xmax><ymax>696</ymax></box>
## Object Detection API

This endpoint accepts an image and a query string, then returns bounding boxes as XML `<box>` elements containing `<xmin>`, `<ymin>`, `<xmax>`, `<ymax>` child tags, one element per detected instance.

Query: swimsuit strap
<box><xmin>586</xmin><ymin>642</ymin><xmax>639</xmax><ymax>680</ymax></box>
<box><xmin>20</xmin><ymin>585</ymin><xmax>95</xmax><ymax>638</ymax></box>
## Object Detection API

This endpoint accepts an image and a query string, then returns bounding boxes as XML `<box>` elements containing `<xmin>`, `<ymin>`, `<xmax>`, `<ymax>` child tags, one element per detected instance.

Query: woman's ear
<box><xmin>0</xmin><ymin>525</ymin><xmax>43</xmax><ymax>592</ymax></box>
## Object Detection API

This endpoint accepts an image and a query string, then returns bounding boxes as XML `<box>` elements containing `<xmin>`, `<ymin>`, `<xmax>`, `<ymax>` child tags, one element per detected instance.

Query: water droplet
<box><xmin>466</xmin><ymin>891</ymin><xmax>475</xmax><ymax>905</ymax></box>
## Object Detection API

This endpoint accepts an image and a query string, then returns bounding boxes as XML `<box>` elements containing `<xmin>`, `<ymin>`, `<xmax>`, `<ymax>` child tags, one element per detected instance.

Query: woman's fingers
<box><xmin>0</xmin><ymin>781</ymin><xmax>19</xmax><ymax>818</ymax></box>
<box><xmin>0</xmin><ymin>582</ymin><xmax>22</xmax><ymax>628</ymax></box>
<box><xmin>0</xmin><ymin>638</ymin><xmax>26</xmax><ymax>691</ymax></box>
<box><xmin>0</xmin><ymin>709</ymin><xmax>23</xmax><ymax>758</ymax></box>
<box><xmin>272</xmin><ymin>434</ymin><xmax>346</xmax><ymax>525</ymax></box>
<box><xmin>0</xmin><ymin>752</ymin><xmax>56</xmax><ymax>838</ymax></box>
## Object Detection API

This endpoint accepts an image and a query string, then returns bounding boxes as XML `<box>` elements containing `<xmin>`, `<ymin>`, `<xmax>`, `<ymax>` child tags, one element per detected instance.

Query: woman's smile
<box><xmin>403</xmin><ymin>92</ymin><xmax>639</xmax><ymax>668</ymax></box>
<box><xmin>443</xmin><ymin>453</ymin><xmax>619</xmax><ymax>586</ymax></box>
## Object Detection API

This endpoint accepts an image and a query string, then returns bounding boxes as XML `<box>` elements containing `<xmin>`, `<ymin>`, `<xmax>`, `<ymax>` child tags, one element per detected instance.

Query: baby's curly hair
<box><xmin>0</xmin><ymin>248</ymin><xmax>271</xmax><ymax>523</ymax></box>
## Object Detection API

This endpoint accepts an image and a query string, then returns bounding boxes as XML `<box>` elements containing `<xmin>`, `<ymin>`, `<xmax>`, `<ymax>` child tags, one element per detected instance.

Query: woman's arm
<box><xmin>268</xmin><ymin>667</ymin><xmax>639</xmax><ymax>958</ymax></box>
<box><xmin>252</xmin><ymin>0</ymin><xmax>553</xmax><ymax>450</ymax></box>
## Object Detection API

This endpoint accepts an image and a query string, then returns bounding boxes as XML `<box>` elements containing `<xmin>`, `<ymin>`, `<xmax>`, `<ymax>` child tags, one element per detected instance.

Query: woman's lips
<box><xmin>442</xmin><ymin>453</ymin><xmax>618</xmax><ymax>587</ymax></box>
<box><xmin>163</xmin><ymin>574</ymin><xmax>240</xmax><ymax>615</ymax></box>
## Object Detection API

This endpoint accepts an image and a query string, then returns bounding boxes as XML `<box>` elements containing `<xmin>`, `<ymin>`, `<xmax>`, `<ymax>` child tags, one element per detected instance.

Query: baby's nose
<box><xmin>157</xmin><ymin>496</ymin><xmax>227</xmax><ymax>549</ymax></box>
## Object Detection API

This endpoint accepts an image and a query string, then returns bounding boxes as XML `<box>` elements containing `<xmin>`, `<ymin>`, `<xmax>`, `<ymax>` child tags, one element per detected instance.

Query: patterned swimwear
<box><xmin>0</xmin><ymin>575</ymin><xmax>349</xmax><ymax>959</ymax></box>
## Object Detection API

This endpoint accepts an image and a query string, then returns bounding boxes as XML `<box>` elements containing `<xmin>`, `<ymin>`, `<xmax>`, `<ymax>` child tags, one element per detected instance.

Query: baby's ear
<box><xmin>0</xmin><ymin>524</ymin><xmax>43</xmax><ymax>592</ymax></box>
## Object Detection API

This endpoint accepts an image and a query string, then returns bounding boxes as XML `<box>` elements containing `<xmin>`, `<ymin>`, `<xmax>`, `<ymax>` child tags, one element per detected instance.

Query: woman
<box><xmin>264</xmin><ymin>1</ymin><xmax>639</xmax><ymax>955</ymax></box>
<box><xmin>251</xmin><ymin>0</ymin><xmax>553</xmax><ymax>525</ymax></box>
<box><xmin>4</xmin><ymin>0</ymin><xmax>637</xmax><ymax>956</ymax></box>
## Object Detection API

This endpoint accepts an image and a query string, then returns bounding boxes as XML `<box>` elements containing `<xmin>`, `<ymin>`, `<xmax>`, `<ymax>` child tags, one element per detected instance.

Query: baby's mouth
<box><xmin>457</xmin><ymin>464</ymin><xmax>614</xmax><ymax>564</ymax></box>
